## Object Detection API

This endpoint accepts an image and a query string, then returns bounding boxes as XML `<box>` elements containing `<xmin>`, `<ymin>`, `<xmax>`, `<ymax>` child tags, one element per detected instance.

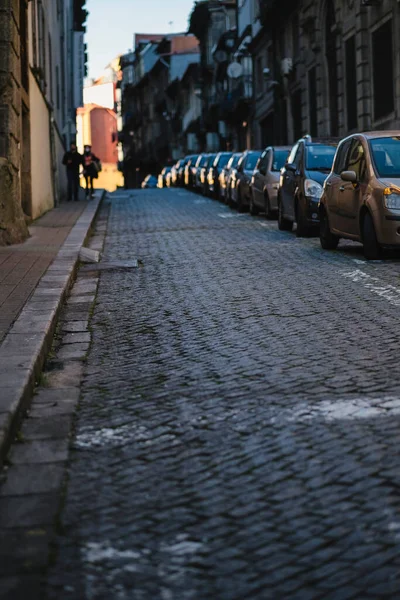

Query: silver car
<box><xmin>250</xmin><ymin>146</ymin><xmax>290</xmax><ymax>218</ymax></box>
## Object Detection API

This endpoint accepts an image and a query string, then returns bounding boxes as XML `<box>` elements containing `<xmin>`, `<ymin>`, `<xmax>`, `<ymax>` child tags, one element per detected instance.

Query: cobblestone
<box><xmin>35</xmin><ymin>188</ymin><xmax>400</xmax><ymax>597</ymax></box>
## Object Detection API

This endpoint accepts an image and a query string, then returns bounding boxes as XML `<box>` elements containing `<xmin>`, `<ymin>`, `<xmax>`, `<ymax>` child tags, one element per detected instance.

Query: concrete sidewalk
<box><xmin>0</xmin><ymin>191</ymin><xmax>104</xmax><ymax>463</ymax></box>
<box><xmin>0</xmin><ymin>201</ymin><xmax>89</xmax><ymax>344</ymax></box>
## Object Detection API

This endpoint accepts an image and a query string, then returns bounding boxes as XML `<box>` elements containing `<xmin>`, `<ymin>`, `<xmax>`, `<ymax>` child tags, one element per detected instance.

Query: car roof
<box><xmin>352</xmin><ymin>131</ymin><xmax>400</xmax><ymax>140</ymax></box>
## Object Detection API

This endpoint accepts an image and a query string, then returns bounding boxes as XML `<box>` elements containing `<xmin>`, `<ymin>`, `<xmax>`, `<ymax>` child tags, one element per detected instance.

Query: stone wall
<box><xmin>0</xmin><ymin>0</ymin><xmax>28</xmax><ymax>244</ymax></box>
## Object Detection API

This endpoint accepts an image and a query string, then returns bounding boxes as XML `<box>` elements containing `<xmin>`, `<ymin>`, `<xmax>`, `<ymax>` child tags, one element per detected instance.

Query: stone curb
<box><xmin>0</xmin><ymin>192</ymin><xmax>105</xmax><ymax>465</ymax></box>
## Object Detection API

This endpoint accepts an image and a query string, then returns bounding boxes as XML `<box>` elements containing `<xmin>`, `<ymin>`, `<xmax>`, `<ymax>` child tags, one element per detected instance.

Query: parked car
<box><xmin>199</xmin><ymin>154</ymin><xmax>216</xmax><ymax>195</ymax></box>
<box><xmin>319</xmin><ymin>131</ymin><xmax>400</xmax><ymax>260</ymax></box>
<box><xmin>158</xmin><ymin>166</ymin><xmax>172</xmax><ymax>188</ymax></box>
<box><xmin>178</xmin><ymin>156</ymin><xmax>191</xmax><ymax>186</ymax></box>
<box><xmin>195</xmin><ymin>154</ymin><xmax>210</xmax><ymax>191</ymax></box>
<box><xmin>206</xmin><ymin>152</ymin><xmax>232</xmax><ymax>198</ymax></box>
<box><xmin>222</xmin><ymin>153</ymin><xmax>242</xmax><ymax>203</ymax></box>
<box><xmin>141</xmin><ymin>174</ymin><xmax>157</xmax><ymax>189</ymax></box>
<box><xmin>250</xmin><ymin>146</ymin><xmax>291</xmax><ymax>217</ymax></box>
<box><xmin>165</xmin><ymin>169</ymin><xmax>173</xmax><ymax>187</ymax></box>
<box><xmin>171</xmin><ymin>159</ymin><xmax>183</xmax><ymax>187</ymax></box>
<box><xmin>230</xmin><ymin>150</ymin><xmax>262</xmax><ymax>211</ymax></box>
<box><xmin>278</xmin><ymin>136</ymin><xmax>338</xmax><ymax>236</ymax></box>
<box><xmin>185</xmin><ymin>154</ymin><xmax>200</xmax><ymax>188</ymax></box>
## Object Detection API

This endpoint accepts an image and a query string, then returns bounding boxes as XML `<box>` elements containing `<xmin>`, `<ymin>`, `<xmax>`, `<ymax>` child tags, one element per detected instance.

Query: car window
<box><xmin>346</xmin><ymin>140</ymin><xmax>367</xmax><ymax>182</ymax></box>
<box><xmin>287</xmin><ymin>143</ymin><xmax>299</xmax><ymax>165</ymax></box>
<box><xmin>233</xmin><ymin>155</ymin><xmax>241</xmax><ymax>167</ymax></box>
<box><xmin>306</xmin><ymin>145</ymin><xmax>336</xmax><ymax>171</ymax></box>
<box><xmin>258</xmin><ymin>151</ymin><xmax>269</xmax><ymax>173</ymax></box>
<box><xmin>370</xmin><ymin>137</ymin><xmax>400</xmax><ymax>178</ymax></box>
<box><xmin>245</xmin><ymin>153</ymin><xmax>261</xmax><ymax>171</ymax></box>
<box><xmin>272</xmin><ymin>149</ymin><xmax>289</xmax><ymax>171</ymax></box>
<box><xmin>293</xmin><ymin>144</ymin><xmax>303</xmax><ymax>168</ymax></box>
<box><xmin>217</xmin><ymin>153</ymin><xmax>231</xmax><ymax>168</ymax></box>
<box><xmin>333</xmin><ymin>139</ymin><xmax>351</xmax><ymax>174</ymax></box>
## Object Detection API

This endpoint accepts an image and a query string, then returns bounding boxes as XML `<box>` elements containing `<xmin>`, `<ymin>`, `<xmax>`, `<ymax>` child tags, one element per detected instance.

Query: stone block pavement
<box><xmin>0</xmin><ymin>201</ymin><xmax>88</xmax><ymax>344</ymax></box>
<box><xmin>0</xmin><ymin>192</ymin><xmax>103</xmax><ymax>464</ymax></box>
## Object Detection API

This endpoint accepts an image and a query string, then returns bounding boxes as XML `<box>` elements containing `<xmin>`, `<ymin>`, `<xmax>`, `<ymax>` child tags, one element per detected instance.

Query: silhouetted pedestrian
<box><xmin>63</xmin><ymin>142</ymin><xmax>83</xmax><ymax>202</ymax></box>
<box><xmin>83</xmin><ymin>145</ymin><xmax>100</xmax><ymax>199</ymax></box>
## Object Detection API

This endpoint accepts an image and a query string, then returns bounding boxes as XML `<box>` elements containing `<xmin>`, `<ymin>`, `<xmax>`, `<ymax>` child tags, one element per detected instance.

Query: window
<box><xmin>292</xmin><ymin>13</ymin><xmax>299</xmax><ymax>56</ymax></box>
<box><xmin>256</xmin><ymin>57</ymin><xmax>263</xmax><ymax>95</ymax></box>
<box><xmin>293</xmin><ymin>143</ymin><xmax>303</xmax><ymax>168</ymax></box>
<box><xmin>370</xmin><ymin>137</ymin><xmax>400</xmax><ymax>178</ymax></box>
<box><xmin>287</xmin><ymin>143</ymin><xmax>299</xmax><ymax>165</ymax></box>
<box><xmin>245</xmin><ymin>152</ymin><xmax>261</xmax><ymax>171</ymax></box>
<box><xmin>306</xmin><ymin>145</ymin><xmax>336</xmax><ymax>170</ymax></box>
<box><xmin>372</xmin><ymin>20</ymin><xmax>394</xmax><ymax>121</ymax></box>
<box><xmin>272</xmin><ymin>149</ymin><xmax>289</xmax><ymax>171</ymax></box>
<box><xmin>345</xmin><ymin>36</ymin><xmax>357</xmax><ymax>130</ymax></box>
<box><xmin>346</xmin><ymin>140</ymin><xmax>366</xmax><ymax>181</ymax></box>
<box><xmin>308</xmin><ymin>67</ymin><xmax>317</xmax><ymax>137</ymax></box>
<box><xmin>333</xmin><ymin>138</ymin><xmax>352</xmax><ymax>174</ymax></box>
<box><xmin>258</xmin><ymin>151</ymin><xmax>269</xmax><ymax>174</ymax></box>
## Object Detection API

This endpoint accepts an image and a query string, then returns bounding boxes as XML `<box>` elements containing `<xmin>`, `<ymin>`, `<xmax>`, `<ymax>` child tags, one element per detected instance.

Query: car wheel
<box><xmin>362</xmin><ymin>212</ymin><xmax>382</xmax><ymax>260</ymax></box>
<box><xmin>296</xmin><ymin>201</ymin><xmax>310</xmax><ymax>237</ymax></box>
<box><xmin>237</xmin><ymin>187</ymin><xmax>245</xmax><ymax>213</ymax></box>
<box><xmin>278</xmin><ymin>195</ymin><xmax>293</xmax><ymax>231</ymax></box>
<box><xmin>264</xmin><ymin>193</ymin><xmax>275</xmax><ymax>220</ymax></box>
<box><xmin>249</xmin><ymin>192</ymin><xmax>259</xmax><ymax>216</ymax></box>
<box><xmin>319</xmin><ymin>207</ymin><xmax>339</xmax><ymax>250</ymax></box>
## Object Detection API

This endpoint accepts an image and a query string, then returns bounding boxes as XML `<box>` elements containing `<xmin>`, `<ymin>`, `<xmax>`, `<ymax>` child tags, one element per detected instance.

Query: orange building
<box><xmin>77</xmin><ymin>103</ymin><xmax>122</xmax><ymax>192</ymax></box>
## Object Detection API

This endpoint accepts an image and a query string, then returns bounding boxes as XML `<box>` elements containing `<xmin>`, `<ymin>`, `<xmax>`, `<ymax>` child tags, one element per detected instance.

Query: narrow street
<box><xmin>48</xmin><ymin>188</ymin><xmax>400</xmax><ymax>599</ymax></box>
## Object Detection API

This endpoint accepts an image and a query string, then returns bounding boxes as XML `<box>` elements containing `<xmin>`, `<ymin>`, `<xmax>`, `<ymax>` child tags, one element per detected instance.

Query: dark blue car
<box><xmin>278</xmin><ymin>136</ymin><xmax>338</xmax><ymax>236</ymax></box>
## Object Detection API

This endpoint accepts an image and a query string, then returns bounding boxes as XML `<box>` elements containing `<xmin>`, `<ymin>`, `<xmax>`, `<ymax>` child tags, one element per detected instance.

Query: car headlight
<box><xmin>304</xmin><ymin>179</ymin><xmax>323</xmax><ymax>199</ymax></box>
<box><xmin>384</xmin><ymin>188</ymin><xmax>400</xmax><ymax>209</ymax></box>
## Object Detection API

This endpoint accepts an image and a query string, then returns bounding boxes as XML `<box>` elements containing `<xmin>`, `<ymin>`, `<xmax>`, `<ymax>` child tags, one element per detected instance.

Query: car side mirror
<box><xmin>341</xmin><ymin>170</ymin><xmax>357</xmax><ymax>183</ymax></box>
<box><xmin>285</xmin><ymin>163</ymin><xmax>296</xmax><ymax>172</ymax></box>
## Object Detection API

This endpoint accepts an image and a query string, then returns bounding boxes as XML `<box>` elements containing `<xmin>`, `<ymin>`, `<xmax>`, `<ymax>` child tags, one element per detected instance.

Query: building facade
<box><xmin>119</xmin><ymin>33</ymin><xmax>200</xmax><ymax>185</ymax></box>
<box><xmin>254</xmin><ymin>0</ymin><xmax>400</xmax><ymax>148</ymax></box>
<box><xmin>0</xmin><ymin>0</ymin><xmax>86</xmax><ymax>245</ymax></box>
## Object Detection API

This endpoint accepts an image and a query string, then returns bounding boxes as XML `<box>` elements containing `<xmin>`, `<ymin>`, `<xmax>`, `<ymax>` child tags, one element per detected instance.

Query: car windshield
<box><xmin>370</xmin><ymin>137</ymin><xmax>400</xmax><ymax>178</ymax></box>
<box><xmin>272</xmin><ymin>150</ymin><xmax>289</xmax><ymax>171</ymax></box>
<box><xmin>246</xmin><ymin>153</ymin><xmax>261</xmax><ymax>171</ymax></box>
<box><xmin>207</xmin><ymin>155</ymin><xmax>216</xmax><ymax>166</ymax></box>
<box><xmin>306</xmin><ymin>145</ymin><xmax>336</xmax><ymax>171</ymax></box>
<box><xmin>216</xmin><ymin>154</ymin><xmax>232</xmax><ymax>168</ymax></box>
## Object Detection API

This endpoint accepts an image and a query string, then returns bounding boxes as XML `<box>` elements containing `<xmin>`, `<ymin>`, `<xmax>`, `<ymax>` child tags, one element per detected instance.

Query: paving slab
<box><xmin>0</xmin><ymin>191</ymin><xmax>103</xmax><ymax>464</ymax></box>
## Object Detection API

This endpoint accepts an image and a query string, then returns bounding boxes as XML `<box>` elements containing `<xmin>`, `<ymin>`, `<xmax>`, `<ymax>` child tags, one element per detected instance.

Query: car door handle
<box><xmin>326</xmin><ymin>182</ymin><xmax>332</xmax><ymax>187</ymax></box>
<box><xmin>339</xmin><ymin>186</ymin><xmax>345</xmax><ymax>192</ymax></box>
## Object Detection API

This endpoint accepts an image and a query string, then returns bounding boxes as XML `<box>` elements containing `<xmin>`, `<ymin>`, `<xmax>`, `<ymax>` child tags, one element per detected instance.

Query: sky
<box><xmin>85</xmin><ymin>0</ymin><xmax>196</xmax><ymax>79</ymax></box>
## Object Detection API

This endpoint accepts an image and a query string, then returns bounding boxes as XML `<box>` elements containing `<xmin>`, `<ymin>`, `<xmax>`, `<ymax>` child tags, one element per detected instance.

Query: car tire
<box><xmin>264</xmin><ymin>193</ymin><xmax>275</xmax><ymax>220</ymax></box>
<box><xmin>249</xmin><ymin>192</ymin><xmax>259</xmax><ymax>216</ymax></box>
<box><xmin>278</xmin><ymin>195</ymin><xmax>293</xmax><ymax>231</ymax></box>
<box><xmin>237</xmin><ymin>187</ymin><xmax>245</xmax><ymax>213</ymax></box>
<box><xmin>362</xmin><ymin>212</ymin><xmax>382</xmax><ymax>260</ymax></box>
<box><xmin>296</xmin><ymin>201</ymin><xmax>310</xmax><ymax>237</ymax></box>
<box><xmin>319</xmin><ymin>207</ymin><xmax>339</xmax><ymax>250</ymax></box>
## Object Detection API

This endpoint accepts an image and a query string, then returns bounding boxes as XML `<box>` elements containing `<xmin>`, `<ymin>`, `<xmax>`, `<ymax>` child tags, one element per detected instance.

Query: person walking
<box><xmin>63</xmin><ymin>142</ymin><xmax>83</xmax><ymax>202</ymax></box>
<box><xmin>83</xmin><ymin>145</ymin><xmax>100</xmax><ymax>199</ymax></box>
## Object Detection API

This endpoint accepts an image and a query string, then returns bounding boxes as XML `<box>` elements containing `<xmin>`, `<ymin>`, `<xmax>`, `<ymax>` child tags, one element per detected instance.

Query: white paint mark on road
<box><xmin>83</xmin><ymin>542</ymin><xmax>141</xmax><ymax>564</ymax></box>
<box><xmin>218</xmin><ymin>213</ymin><xmax>247</xmax><ymax>219</ymax></box>
<box><xmin>277</xmin><ymin>396</ymin><xmax>400</xmax><ymax>424</ymax></box>
<box><xmin>341</xmin><ymin>268</ymin><xmax>400</xmax><ymax>306</ymax></box>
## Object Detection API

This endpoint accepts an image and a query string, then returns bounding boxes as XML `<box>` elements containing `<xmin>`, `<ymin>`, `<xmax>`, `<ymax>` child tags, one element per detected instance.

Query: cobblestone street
<box><xmin>48</xmin><ymin>188</ymin><xmax>400</xmax><ymax>599</ymax></box>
